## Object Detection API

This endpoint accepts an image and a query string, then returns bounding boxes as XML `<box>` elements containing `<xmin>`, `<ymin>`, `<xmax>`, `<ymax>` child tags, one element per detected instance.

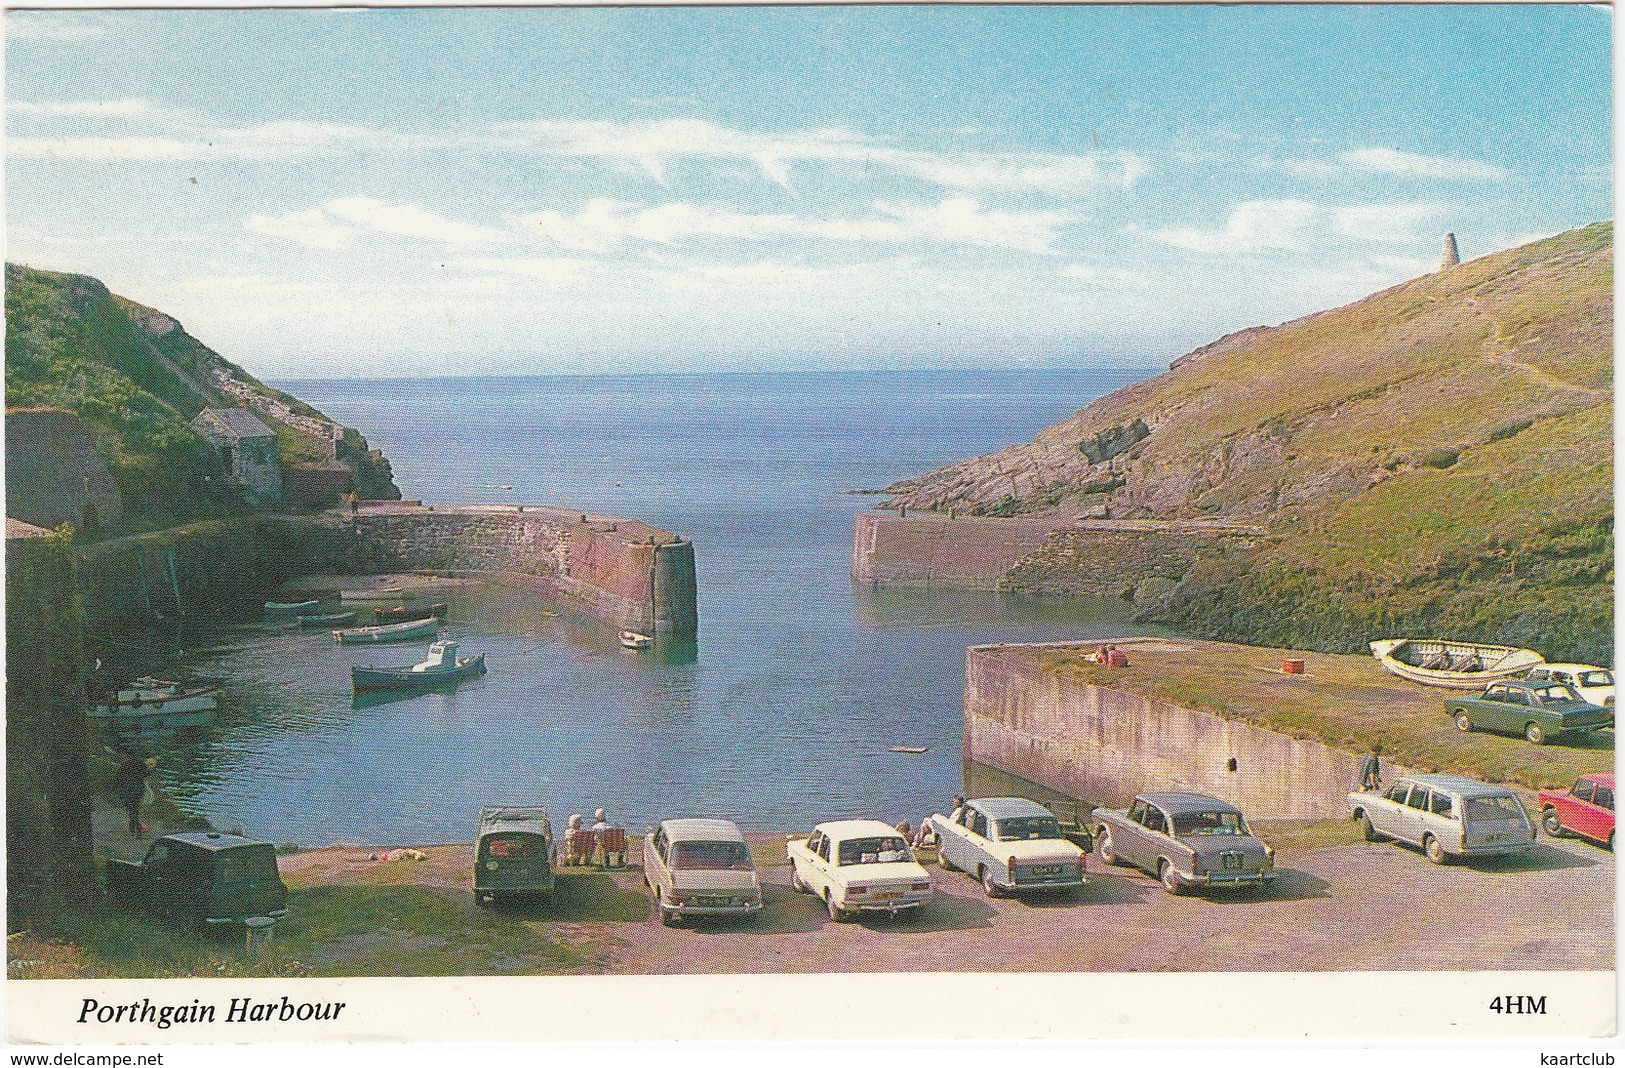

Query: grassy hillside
<box><xmin>886</xmin><ymin>224</ymin><xmax>1614</xmax><ymax>663</ymax></box>
<box><xmin>5</xmin><ymin>263</ymin><xmax>399</xmax><ymax>520</ymax></box>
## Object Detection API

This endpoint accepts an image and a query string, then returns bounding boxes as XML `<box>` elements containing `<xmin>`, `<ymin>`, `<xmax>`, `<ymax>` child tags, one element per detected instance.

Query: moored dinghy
<box><xmin>1370</xmin><ymin>638</ymin><xmax>1544</xmax><ymax>689</ymax></box>
<box><xmin>351</xmin><ymin>640</ymin><xmax>487</xmax><ymax>691</ymax></box>
<box><xmin>90</xmin><ymin>677</ymin><xmax>219</xmax><ymax>732</ymax></box>
<box><xmin>298</xmin><ymin>610</ymin><xmax>358</xmax><ymax>628</ymax></box>
<box><xmin>620</xmin><ymin>631</ymin><xmax>653</xmax><ymax>649</ymax></box>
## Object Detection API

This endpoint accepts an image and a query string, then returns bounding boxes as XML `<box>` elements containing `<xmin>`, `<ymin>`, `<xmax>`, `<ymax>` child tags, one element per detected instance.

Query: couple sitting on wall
<box><xmin>1092</xmin><ymin>645</ymin><xmax>1130</xmax><ymax>668</ymax></box>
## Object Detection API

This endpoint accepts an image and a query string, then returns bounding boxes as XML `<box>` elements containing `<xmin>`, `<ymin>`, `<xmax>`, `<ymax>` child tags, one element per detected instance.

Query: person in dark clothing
<box><xmin>115</xmin><ymin>749</ymin><xmax>156</xmax><ymax>835</ymax></box>
<box><xmin>1357</xmin><ymin>745</ymin><xmax>1382</xmax><ymax>792</ymax></box>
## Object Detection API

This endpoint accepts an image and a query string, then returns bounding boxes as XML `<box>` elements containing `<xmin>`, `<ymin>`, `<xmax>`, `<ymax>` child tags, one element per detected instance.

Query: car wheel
<box><xmin>474</xmin><ymin>892</ymin><xmax>490</xmax><ymax>908</ymax></box>
<box><xmin>658</xmin><ymin>902</ymin><xmax>679</xmax><ymax>927</ymax></box>
<box><xmin>1158</xmin><ymin>860</ymin><xmax>1185</xmax><ymax>895</ymax></box>
<box><xmin>825</xmin><ymin>892</ymin><xmax>848</xmax><ymax>922</ymax></box>
<box><xmin>1542</xmin><ymin>807</ymin><xmax>1565</xmax><ymax>837</ymax></box>
<box><xmin>1423</xmin><ymin>835</ymin><xmax>1448</xmax><ymax>865</ymax></box>
<box><xmin>1453</xmin><ymin>711</ymin><xmax>1472</xmax><ymax>733</ymax></box>
<box><xmin>1360</xmin><ymin>813</ymin><xmax>1379</xmax><ymax>842</ymax></box>
<box><xmin>1525</xmin><ymin>722</ymin><xmax>1546</xmax><ymax>745</ymax></box>
<box><xmin>789</xmin><ymin>862</ymin><xmax>807</xmax><ymax>893</ymax></box>
<box><xmin>980</xmin><ymin>866</ymin><xmax>1004</xmax><ymax>898</ymax></box>
<box><xmin>1097</xmin><ymin>828</ymin><xmax>1119</xmax><ymax>866</ymax></box>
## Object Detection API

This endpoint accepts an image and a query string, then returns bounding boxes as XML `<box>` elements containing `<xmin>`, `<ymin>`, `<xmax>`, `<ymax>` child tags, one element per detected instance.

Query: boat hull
<box><xmin>333</xmin><ymin>619</ymin><xmax>440</xmax><ymax>644</ymax></box>
<box><xmin>351</xmin><ymin>654</ymin><xmax>487</xmax><ymax>691</ymax></box>
<box><xmin>1370</xmin><ymin>639</ymin><xmax>1544</xmax><ymax>689</ymax></box>
<box><xmin>298</xmin><ymin>611</ymin><xmax>358</xmax><ymax>627</ymax></box>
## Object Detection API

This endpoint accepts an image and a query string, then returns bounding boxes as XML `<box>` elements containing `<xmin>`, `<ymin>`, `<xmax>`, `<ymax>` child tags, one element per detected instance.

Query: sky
<box><xmin>4</xmin><ymin>5</ymin><xmax>1613</xmax><ymax>379</ymax></box>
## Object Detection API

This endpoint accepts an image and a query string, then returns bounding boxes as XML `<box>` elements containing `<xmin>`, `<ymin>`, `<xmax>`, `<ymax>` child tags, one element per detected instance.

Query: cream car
<box><xmin>787</xmin><ymin>819</ymin><xmax>934</xmax><ymax>921</ymax></box>
<box><xmin>643</xmin><ymin>818</ymin><xmax>762</xmax><ymax>926</ymax></box>
<box><xmin>1526</xmin><ymin>663</ymin><xmax>1615</xmax><ymax>707</ymax></box>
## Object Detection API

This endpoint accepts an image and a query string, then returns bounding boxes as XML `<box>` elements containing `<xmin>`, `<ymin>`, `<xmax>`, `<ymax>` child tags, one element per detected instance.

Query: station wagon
<box><xmin>104</xmin><ymin>832</ymin><xmax>288</xmax><ymax>929</ymax></box>
<box><xmin>1349</xmin><ymin>774</ymin><xmax>1535</xmax><ymax>864</ymax></box>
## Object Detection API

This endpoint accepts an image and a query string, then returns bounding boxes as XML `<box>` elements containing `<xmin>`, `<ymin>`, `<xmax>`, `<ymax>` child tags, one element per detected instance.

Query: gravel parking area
<box><xmin>281</xmin><ymin>831</ymin><xmax>1613</xmax><ymax>974</ymax></box>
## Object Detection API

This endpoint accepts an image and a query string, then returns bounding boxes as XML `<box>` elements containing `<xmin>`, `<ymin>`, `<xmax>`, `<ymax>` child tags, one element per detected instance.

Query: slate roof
<box><xmin>195</xmin><ymin>407</ymin><xmax>276</xmax><ymax>440</ymax></box>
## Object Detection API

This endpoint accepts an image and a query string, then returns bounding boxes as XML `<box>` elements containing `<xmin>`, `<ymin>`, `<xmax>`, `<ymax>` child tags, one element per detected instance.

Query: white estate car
<box><xmin>643</xmin><ymin>818</ymin><xmax>762</xmax><ymax>926</ymax></box>
<box><xmin>787</xmin><ymin>819</ymin><xmax>934</xmax><ymax>920</ymax></box>
<box><xmin>1526</xmin><ymin>663</ymin><xmax>1615</xmax><ymax>707</ymax></box>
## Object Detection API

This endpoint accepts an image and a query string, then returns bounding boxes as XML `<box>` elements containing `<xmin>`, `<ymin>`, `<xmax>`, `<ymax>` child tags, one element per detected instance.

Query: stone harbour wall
<box><xmin>352</xmin><ymin>505</ymin><xmax>697</xmax><ymax>638</ymax></box>
<box><xmin>964</xmin><ymin>643</ymin><xmax>1390</xmax><ymax>820</ymax></box>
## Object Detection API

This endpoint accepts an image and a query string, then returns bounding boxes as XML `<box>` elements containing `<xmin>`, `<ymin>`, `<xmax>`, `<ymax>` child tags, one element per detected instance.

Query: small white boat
<box><xmin>620</xmin><ymin>631</ymin><xmax>654</xmax><ymax>650</ymax></box>
<box><xmin>334</xmin><ymin>617</ymin><xmax>440</xmax><ymax>644</ymax></box>
<box><xmin>1370</xmin><ymin>638</ymin><xmax>1544</xmax><ymax>689</ymax></box>
<box><xmin>888</xmin><ymin>745</ymin><xmax>929</xmax><ymax>754</ymax></box>
<box><xmin>90</xmin><ymin>677</ymin><xmax>219</xmax><ymax>729</ymax></box>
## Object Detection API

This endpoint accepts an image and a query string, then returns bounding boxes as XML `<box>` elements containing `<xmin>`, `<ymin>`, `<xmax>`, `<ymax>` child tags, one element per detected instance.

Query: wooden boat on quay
<box><xmin>373</xmin><ymin>602</ymin><xmax>448</xmax><ymax>624</ymax></box>
<box><xmin>90</xmin><ymin>677</ymin><xmax>219</xmax><ymax>733</ymax></box>
<box><xmin>351</xmin><ymin>640</ymin><xmax>487</xmax><ymax>691</ymax></box>
<box><xmin>1370</xmin><ymin>638</ymin><xmax>1544</xmax><ymax>689</ymax></box>
<box><xmin>333</xmin><ymin>617</ymin><xmax>440</xmax><ymax>644</ymax></box>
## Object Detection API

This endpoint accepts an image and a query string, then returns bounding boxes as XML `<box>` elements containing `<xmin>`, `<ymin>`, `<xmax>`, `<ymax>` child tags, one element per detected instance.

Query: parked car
<box><xmin>1525</xmin><ymin>664</ymin><xmax>1615</xmax><ymax>707</ymax></box>
<box><xmin>104</xmin><ymin>832</ymin><xmax>288</xmax><ymax>929</ymax></box>
<box><xmin>929</xmin><ymin>797</ymin><xmax>1086</xmax><ymax>897</ymax></box>
<box><xmin>1091</xmin><ymin>792</ymin><xmax>1277</xmax><ymax>895</ymax></box>
<box><xmin>473</xmin><ymin>805</ymin><xmax>554</xmax><ymax>907</ymax></box>
<box><xmin>786</xmin><ymin>819</ymin><xmax>934</xmax><ymax>921</ymax></box>
<box><xmin>1348</xmin><ymin>774</ymin><xmax>1535</xmax><ymax>864</ymax></box>
<box><xmin>1537</xmin><ymin>774</ymin><xmax>1614</xmax><ymax>849</ymax></box>
<box><xmin>1445</xmin><ymin>679</ymin><xmax>1613</xmax><ymax>745</ymax></box>
<box><xmin>643</xmin><ymin>818</ymin><xmax>762</xmax><ymax>926</ymax></box>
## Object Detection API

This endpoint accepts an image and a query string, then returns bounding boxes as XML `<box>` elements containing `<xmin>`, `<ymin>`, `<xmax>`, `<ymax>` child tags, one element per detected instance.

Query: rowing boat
<box><xmin>1369</xmin><ymin>638</ymin><xmax>1544</xmax><ymax>689</ymax></box>
<box><xmin>333</xmin><ymin>617</ymin><xmax>440</xmax><ymax>644</ymax></box>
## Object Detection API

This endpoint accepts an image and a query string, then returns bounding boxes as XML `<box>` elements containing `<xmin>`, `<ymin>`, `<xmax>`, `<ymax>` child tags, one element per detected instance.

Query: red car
<box><xmin>1537</xmin><ymin>774</ymin><xmax>1614</xmax><ymax>848</ymax></box>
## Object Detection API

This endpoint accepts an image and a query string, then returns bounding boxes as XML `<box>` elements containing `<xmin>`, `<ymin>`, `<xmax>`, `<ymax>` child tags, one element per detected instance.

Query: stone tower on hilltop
<box><xmin>1439</xmin><ymin>232</ymin><xmax>1461</xmax><ymax>271</ymax></box>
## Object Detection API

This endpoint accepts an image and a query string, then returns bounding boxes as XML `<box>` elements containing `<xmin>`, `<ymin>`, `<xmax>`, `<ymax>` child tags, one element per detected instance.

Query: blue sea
<box><xmin>158</xmin><ymin>369</ymin><xmax>1157</xmax><ymax>844</ymax></box>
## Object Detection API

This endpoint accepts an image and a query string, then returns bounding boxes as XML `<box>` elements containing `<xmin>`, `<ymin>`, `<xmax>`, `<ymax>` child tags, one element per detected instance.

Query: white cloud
<box><xmin>1150</xmin><ymin>200</ymin><xmax>1321</xmax><ymax>254</ymax></box>
<box><xmin>326</xmin><ymin>197</ymin><xmax>507</xmax><ymax>245</ymax></box>
<box><xmin>1331</xmin><ymin>203</ymin><xmax>1444</xmax><ymax>243</ymax></box>
<box><xmin>1340</xmin><ymin>147</ymin><xmax>1510</xmax><ymax>182</ymax></box>
<box><xmin>448</xmin><ymin>256</ymin><xmax>594</xmax><ymax>284</ymax></box>
<box><xmin>518</xmin><ymin>195</ymin><xmax>1066</xmax><ymax>254</ymax></box>
<box><xmin>498</xmin><ymin>117</ymin><xmax>1143</xmax><ymax>196</ymax></box>
<box><xmin>244</xmin><ymin>209</ymin><xmax>356</xmax><ymax>250</ymax></box>
<box><xmin>8</xmin><ymin>99</ymin><xmax>157</xmax><ymax>119</ymax></box>
<box><xmin>8</xmin><ymin>118</ymin><xmax>412</xmax><ymax>161</ymax></box>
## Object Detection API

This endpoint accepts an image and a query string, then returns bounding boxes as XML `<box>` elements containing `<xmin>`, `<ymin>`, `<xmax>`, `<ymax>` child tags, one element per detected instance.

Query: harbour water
<box><xmin>155</xmin><ymin>369</ymin><xmax>1160</xmax><ymax>844</ymax></box>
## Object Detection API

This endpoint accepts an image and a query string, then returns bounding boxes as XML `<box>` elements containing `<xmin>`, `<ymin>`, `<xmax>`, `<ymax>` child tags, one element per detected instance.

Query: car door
<box><xmin>647</xmin><ymin>828</ymin><xmax>672</xmax><ymax>901</ymax></box>
<box><xmin>801</xmin><ymin>830</ymin><xmax>831</xmax><ymax>897</ymax></box>
<box><xmin>1116</xmin><ymin>800</ymin><xmax>1151</xmax><ymax>870</ymax></box>
<box><xmin>1134</xmin><ymin>804</ymin><xmax>1173</xmax><ymax>871</ymax></box>
<box><xmin>1406</xmin><ymin>787</ymin><xmax>1445</xmax><ymax>848</ymax></box>
<box><xmin>965</xmin><ymin>807</ymin><xmax>995</xmax><ymax>870</ymax></box>
<box><xmin>1371</xmin><ymin>782</ymin><xmax>1413</xmax><ymax>839</ymax></box>
<box><xmin>1487</xmin><ymin>687</ymin><xmax>1528</xmax><ymax>734</ymax></box>
<box><xmin>1567</xmin><ymin>781</ymin><xmax>1607</xmax><ymax>840</ymax></box>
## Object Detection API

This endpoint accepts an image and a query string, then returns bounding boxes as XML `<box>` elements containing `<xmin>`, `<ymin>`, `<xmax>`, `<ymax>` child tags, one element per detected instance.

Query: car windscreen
<box><xmin>995</xmin><ymin>817</ymin><xmax>1062</xmax><ymax>841</ymax></box>
<box><xmin>670</xmin><ymin>840</ymin><xmax>753</xmax><ymax>870</ymax></box>
<box><xmin>1579</xmin><ymin>671</ymin><xmax>1613</xmax><ymax>688</ymax></box>
<box><xmin>1171</xmin><ymin>811</ymin><xmax>1247</xmax><ymax>836</ymax></box>
<box><xmin>1463</xmin><ymin>795</ymin><xmax>1525</xmax><ymax>822</ymax></box>
<box><xmin>837</xmin><ymin>836</ymin><xmax>911</xmax><ymax>864</ymax></box>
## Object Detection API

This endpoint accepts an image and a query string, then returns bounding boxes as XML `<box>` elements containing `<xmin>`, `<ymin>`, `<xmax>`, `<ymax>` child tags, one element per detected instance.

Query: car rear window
<box><xmin>1579</xmin><ymin>670</ymin><xmax>1613</xmax><ymax>688</ymax></box>
<box><xmin>1463</xmin><ymin>795</ymin><xmax>1524</xmax><ymax>822</ymax></box>
<box><xmin>216</xmin><ymin>847</ymin><xmax>279</xmax><ymax>885</ymax></box>
<box><xmin>671</xmin><ymin>841</ymin><xmax>752</xmax><ymax>870</ymax></box>
<box><xmin>996</xmin><ymin>817</ymin><xmax>1062</xmax><ymax>841</ymax></box>
<box><xmin>1171</xmin><ymin>811</ymin><xmax>1246</xmax><ymax>836</ymax></box>
<box><xmin>485</xmin><ymin>834</ymin><xmax>538</xmax><ymax>858</ymax></box>
<box><xmin>837</xmin><ymin>836</ymin><xmax>911</xmax><ymax>864</ymax></box>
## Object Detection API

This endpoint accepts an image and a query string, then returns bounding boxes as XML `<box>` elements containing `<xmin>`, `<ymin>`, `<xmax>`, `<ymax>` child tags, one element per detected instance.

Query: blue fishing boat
<box><xmin>351</xmin><ymin>640</ymin><xmax>487</xmax><ymax>691</ymax></box>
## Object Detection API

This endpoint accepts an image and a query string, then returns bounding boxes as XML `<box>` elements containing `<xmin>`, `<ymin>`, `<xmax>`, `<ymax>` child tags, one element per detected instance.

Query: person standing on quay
<box><xmin>116</xmin><ymin>748</ymin><xmax>157</xmax><ymax>836</ymax></box>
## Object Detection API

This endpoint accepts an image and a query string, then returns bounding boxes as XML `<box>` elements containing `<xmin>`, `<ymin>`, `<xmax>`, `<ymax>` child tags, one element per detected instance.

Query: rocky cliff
<box><xmin>5</xmin><ymin>263</ymin><xmax>400</xmax><ymax>521</ymax></box>
<box><xmin>883</xmin><ymin>223</ymin><xmax>1614</xmax><ymax>662</ymax></box>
